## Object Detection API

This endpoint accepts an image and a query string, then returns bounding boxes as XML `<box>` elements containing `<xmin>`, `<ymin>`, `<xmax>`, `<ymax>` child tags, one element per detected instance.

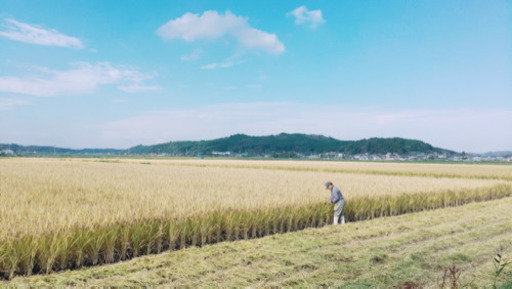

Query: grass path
<box><xmin>4</xmin><ymin>197</ymin><xmax>512</xmax><ymax>287</ymax></box>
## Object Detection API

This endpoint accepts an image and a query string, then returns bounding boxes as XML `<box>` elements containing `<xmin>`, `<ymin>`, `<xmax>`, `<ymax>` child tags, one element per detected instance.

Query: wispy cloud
<box><xmin>98</xmin><ymin>103</ymin><xmax>512</xmax><ymax>152</ymax></box>
<box><xmin>0</xmin><ymin>18</ymin><xmax>83</xmax><ymax>48</ymax></box>
<box><xmin>288</xmin><ymin>6</ymin><xmax>325</xmax><ymax>28</ymax></box>
<box><xmin>117</xmin><ymin>84</ymin><xmax>162</xmax><ymax>93</ymax></box>
<box><xmin>201</xmin><ymin>53</ymin><xmax>246</xmax><ymax>70</ymax></box>
<box><xmin>157</xmin><ymin>11</ymin><xmax>285</xmax><ymax>54</ymax></box>
<box><xmin>181</xmin><ymin>49</ymin><xmax>202</xmax><ymax>61</ymax></box>
<box><xmin>0</xmin><ymin>62</ymin><xmax>158</xmax><ymax>96</ymax></box>
<box><xmin>0</xmin><ymin>97</ymin><xmax>32</xmax><ymax>110</ymax></box>
<box><xmin>201</xmin><ymin>59</ymin><xmax>244</xmax><ymax>70</ymax></box>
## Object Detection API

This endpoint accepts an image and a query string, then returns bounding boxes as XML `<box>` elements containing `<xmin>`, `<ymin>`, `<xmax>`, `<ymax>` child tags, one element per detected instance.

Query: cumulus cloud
<box><xmin>288</xmin><ymin>6</ymin><xmax>325</xmax><ymax>28</ymax></box>
<box><xmin>0</xmin><ymin>97</ymin><xmax>32</xmax><ymax>110</ymax></box>
<box><xmin>0</xmin><ymin>18</ymin><xmax>83</xmax><ymax>48</ymax></box>
<box><xmin>157</xmin><ymin>11</ymin><xmax>285</xmax><ymax>54</ymax></box>
<box><xmin>97</xmin><ymin>102</ymin><xmax>512</xmax><ymax>152</ymax></box>
<box><xmin>0</xmin><ymin>62</ymin><xmax>158</xmax><ymax>96</ymax></box>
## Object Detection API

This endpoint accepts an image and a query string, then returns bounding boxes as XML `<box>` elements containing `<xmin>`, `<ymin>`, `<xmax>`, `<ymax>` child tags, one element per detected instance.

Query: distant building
<box><xmin>0</xmin><ymin>149</ymin><xmax>14</xmax><ymax>156</ymax></box>
<box><xmin>212</xmin><ymin>151</ymin><xmax>231</xmax><ymax>156</ymax></box>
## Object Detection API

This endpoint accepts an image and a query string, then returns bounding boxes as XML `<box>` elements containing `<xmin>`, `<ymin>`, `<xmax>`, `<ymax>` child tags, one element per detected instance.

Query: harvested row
<box><xmin>0</xmin><ymin>158</ymin><xmax>511</xmax><ymax>279</ymax></box>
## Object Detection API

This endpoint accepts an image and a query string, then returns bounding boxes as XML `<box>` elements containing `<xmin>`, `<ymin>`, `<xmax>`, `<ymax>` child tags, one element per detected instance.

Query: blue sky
<box><xmin>0</xmin><ymin>0</ymin><xmax>510</xmax><ymax>152</ymax></box>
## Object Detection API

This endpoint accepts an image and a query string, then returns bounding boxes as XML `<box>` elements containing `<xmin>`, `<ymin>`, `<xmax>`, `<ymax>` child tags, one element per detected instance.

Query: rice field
<box><xmin>0</xmin><ymin>157</ymin><xmax>511</xmax><ymax>279</ymax></box>
<box><xmin>4</xmin><ymin>197</ymin><xmax>511</xmax><ymax>287</ymax></box>
<box><xmin>97</xmin><ymin>158</ymin><xmax>512</xmax><ymax>180</ymax></box>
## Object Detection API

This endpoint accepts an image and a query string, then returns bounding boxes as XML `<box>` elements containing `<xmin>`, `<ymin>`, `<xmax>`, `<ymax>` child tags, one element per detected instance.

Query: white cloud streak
<box><xmin>0</xmin><ymin>97</ymin><xmax>32</xmax><ymax>110</ymax></box>
<box><xmin>157</xmin><ymin>11</ymin><xmax>285</xmax><ymax>54</ymax></box>
<box><xmin>97</xmin><ymin>102</ymin><xmax>512</xmax><ymax>152</ymax></box>
<box><xmin>117</xmin><ymin>84</ymin><xmax>163</xmax><ymax>93</ymax></box>
<box><xmin>0</xmin><ymin>62</ymin><xmax>158</xmax><ymax>96</ymax></box>
<box><xmin>0</xmin><ymin>18</ymin><xmax>83</xmax><ymax>48</ymax></box>
<box><xmin>288</xmin><ymin>6</ymin><xmax>325</xmax><ymax>28</ymax></box>
<box><xmin>181</xmin><ymin>49</ymin><xmax>202</xmax><ymax>61</ymax></box>
<box><xmin>201</xmin><ymin>59</ymin><xmax>244</xmax><ymax>70</ymax></box>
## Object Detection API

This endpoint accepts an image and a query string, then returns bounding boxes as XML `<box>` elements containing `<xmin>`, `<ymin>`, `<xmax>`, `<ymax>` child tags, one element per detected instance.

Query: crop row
<box><xmin>2</xmin><ymin>160</ymin><xmax>508</xmax><ymax>240</ymax></box>
<box><xmin>1</xmin><ymin>183</ymin><xmax>510</xmax><ymax>279</ymax></box>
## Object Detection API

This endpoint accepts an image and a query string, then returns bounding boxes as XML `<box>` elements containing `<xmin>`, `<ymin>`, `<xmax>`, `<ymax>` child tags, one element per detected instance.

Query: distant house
<box><xmin>212</xmin><ymin>151</ymin><xmax>231</xmax><ymax>156</ymax></box>
<box><xmin>0</xmin><ymin>149</ymin><xmax>14</xmax><ymax>156</ymax></box>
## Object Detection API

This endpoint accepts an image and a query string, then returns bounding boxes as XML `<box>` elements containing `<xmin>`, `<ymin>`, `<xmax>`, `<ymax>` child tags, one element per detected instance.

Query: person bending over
<box><xmin>325</xmin><ymin>181</ymin><xmax>345</xmax><ymax>225</ymax></box>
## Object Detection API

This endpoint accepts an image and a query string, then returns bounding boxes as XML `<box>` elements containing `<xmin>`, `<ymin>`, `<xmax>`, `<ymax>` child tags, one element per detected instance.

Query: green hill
<box><xmin>127</xmin><ymin>133</ymin><xmax>454</xmax><ymax>156</ymax></box>
<box><xmin>1</xmin><ymin>133</ymin><xmax>455</xmax><ymax>157</ymax></box>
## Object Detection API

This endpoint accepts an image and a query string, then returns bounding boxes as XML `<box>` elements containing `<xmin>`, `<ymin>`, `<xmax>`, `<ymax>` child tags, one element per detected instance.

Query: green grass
<box><xmin>3</xmin><ymin>197</ymin><xmax>512</xmax><ymax>287</ymax></box>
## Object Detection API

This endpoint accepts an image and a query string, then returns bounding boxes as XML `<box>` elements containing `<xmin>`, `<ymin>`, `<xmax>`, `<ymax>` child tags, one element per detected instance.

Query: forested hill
<box><xmin>1</xmin><ymin>134</ymin><xmax>455</xmax><ymax>156</ymax></box>
<box><xmin>127</xmin><ymin>133</ymin><xmax>454</xmax><ymax>156</ymax></box>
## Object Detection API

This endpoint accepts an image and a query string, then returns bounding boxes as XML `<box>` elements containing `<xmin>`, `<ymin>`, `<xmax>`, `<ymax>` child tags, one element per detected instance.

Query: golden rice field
<box><xmin>0</xmin><ymin>157</ymin><xmax>511</xmax><ymax>279</ymax></box>
<box><xmin>103</xmin><ymin>158</ymin><xmax>512</xmax><ymax>180</ymax></box>
<box><xmin>5</xmin><ymin>197</ymin><xmax>511</xmax><ymax>287</ymax></box>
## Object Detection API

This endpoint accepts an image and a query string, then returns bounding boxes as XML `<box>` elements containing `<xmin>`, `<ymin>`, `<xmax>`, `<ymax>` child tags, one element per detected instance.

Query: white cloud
<box><xmin>117</xmin><ymin>84</ymin><xmax>162</xmax><ymax>93</ymax></box>
<box><xmin>0</xmin><ymin>97</ymin><xmax>31</xmax><ymax>110</ymax></box>
<box><xmin>157</xmin><ymin>11</ymin><xmax>284</xmax><ymax>54</ymax></box>
<box><xmin>97</xmin><ymin>103</ymin><xmax>512</xmax><ymax>152</ymax></box>
<box><xmin>288</xmin><ymin>6</ymin><xmax>325</xmax><ymax>28</ymax></box>
<box><xmin>0</xmin><ymin>18</ymin><xmax>83</xmax><ymax>48</ymax></box>
<box><xmin>181</xmin><ymin>49</ymin><xmax>202</xmax><ymax>61</ymax></box>
<box><xmin>201</xmin><ymin>63</ymin><xmax>217</xmax><ymax>69</ymax></box>
<box><xmin>0</xmin><ymin>62</ymin><xmax>158</xmax><ymax>96</ymax></box>
<box><xmin>201</xmin><ymin>59</ymin><xmax>244</xmax><ymax>69</ymax></box>
<box><xmin>201</xmin><ymin>54</ymin><xmax>246</xmax><ymax>69</ymax></box>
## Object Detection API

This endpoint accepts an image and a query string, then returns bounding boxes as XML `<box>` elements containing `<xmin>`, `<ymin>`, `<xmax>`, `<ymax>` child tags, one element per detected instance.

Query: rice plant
<box><xmin>0</xmin><ymin>158</ymin><xmax>510</xmax><ymax>279</ymax></box>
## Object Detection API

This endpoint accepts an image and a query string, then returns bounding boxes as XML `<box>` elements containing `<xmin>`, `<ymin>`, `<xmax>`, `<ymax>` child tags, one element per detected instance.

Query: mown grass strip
<box><xmin>1</xmin><ymin>183</ymin><xmax>511</xmax><ymax>280</ymax></box>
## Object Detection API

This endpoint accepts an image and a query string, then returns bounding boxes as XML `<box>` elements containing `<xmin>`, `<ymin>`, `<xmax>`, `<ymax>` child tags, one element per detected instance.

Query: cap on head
<box><xmin>325</xmin><ymin>181</ymin><xmax>333</xmax><ymax>188</ymax></box>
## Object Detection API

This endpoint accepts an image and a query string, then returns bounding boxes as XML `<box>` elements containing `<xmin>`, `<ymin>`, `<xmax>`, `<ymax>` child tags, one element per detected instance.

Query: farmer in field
<box><xmin>325</xmin><ymin>181</ymin><xmax>345</xmax><ymax>225</ymax></box>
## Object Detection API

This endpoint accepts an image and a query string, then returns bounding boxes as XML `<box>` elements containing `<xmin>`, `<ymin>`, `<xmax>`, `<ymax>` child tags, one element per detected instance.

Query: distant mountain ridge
<box><xmin>0</xmin><ymin>143</ymin><xmax>121</xmax><ymax>155</ymax></box>
<box><xmin>1</xmin><ymin>133</ymin><xmax>456</xmax><ymax>156</ymax></box>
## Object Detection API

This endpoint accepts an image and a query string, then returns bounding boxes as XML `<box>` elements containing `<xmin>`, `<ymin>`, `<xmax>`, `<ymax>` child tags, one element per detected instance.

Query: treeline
<box><xmin>1</xmin><ymin>133</ymin><xmax>455</xmax><ymax>156</ymax></box>
<box><xmin>0</xmin><ymin>143</ymin><xmax>121</xmax><ymax>155</ymax></box>
<box><xmin>128</xmin><ymin>133</ymin><xmax>454</xmax><ymax>156</ymax></box>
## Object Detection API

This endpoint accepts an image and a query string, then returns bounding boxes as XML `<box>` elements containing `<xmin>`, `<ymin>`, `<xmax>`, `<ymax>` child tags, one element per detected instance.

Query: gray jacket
<box><xmin>330</xmin><ymin>185</ymin><xmax>344</xmax><ymax>203</ymax></box>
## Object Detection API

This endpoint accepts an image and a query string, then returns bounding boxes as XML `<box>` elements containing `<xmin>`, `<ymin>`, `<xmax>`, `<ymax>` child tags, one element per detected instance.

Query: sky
<box><xmin>0</xmin><ymin>0</ymin><xmax>510</xmax><ymax>152</ymax></box>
